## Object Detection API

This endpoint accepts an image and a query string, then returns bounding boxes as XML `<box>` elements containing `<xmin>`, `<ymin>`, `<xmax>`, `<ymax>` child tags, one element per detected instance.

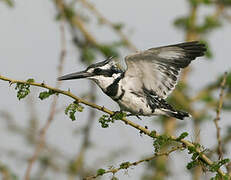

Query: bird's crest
<box><xmin>109</xmin><ymin>57</ymin><xmax>127</xmax><ymax>72</ymax></box>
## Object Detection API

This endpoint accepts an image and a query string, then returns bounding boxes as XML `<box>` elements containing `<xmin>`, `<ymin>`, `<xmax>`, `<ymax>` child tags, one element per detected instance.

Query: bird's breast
<box><xmin>114</xmin><ymin>79</ymin><xmax>152</xmax><ymax>115</ymax></box>
<box><xmin>117</xmin><ymin>90</ymin><xmax>153</xmax><ymax>115</ymax></box>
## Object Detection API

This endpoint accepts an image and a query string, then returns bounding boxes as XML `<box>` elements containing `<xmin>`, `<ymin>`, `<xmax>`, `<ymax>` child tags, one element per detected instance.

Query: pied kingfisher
<box><xmin>58</xmin><ymin>41</ymin><xmax>206</xmax><ymax>120</ymax></box>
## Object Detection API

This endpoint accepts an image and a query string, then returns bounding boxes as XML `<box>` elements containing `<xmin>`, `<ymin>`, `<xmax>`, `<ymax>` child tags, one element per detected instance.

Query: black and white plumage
<box><xmin>58</xmin><ymin>41</ymin><xmax>206</xmax><ymax>120</ymax></box>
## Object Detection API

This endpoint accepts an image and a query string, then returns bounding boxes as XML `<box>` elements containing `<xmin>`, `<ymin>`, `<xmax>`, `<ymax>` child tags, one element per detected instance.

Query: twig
<box><xmin>151</xmin><ymin>4</ymin><xmax>198</xmax><ymax>178</ymax></box>
<box><xmin>84</xmin><ymin>145</ymin><xmax>184</xmax><ymax>180</ymax></box>
<box><xmin>0</xmin><ymin>162</ymin><xmax>12</xmax><ymax>180</ymax></box>
<box><xmin>183</xmin><ymin>3</ymin><xmax>225</xmax><ymax>179</ymax></box>
<box><xmin>223</xmin><ymin>12</ymin><xmax>231</xmax><ymax>23</ymax></box>
<box><xmin>208</xmin><ymin>130</ymin><xmax>231</xmax><ymax>158</ymax></box>
<box><xmin>0</xmin><ymin>75</ymin><xmax>228</xmax><ymax>177</ymax></box>
<box><xmin>214</xmin><ymin>72</ymin><xmax>227</xmax><ymax>160</ymax></box>
<box><xmin>24</xmin><ymin>18</ymin><xmax>67</xmax><ymax>180</ymax></box>
<box><xmin>71</xmin><ymin>16</ymin><xmax>99</xmax><ymax>46</ymax></box>
<box><xmin>78</xmin><ymin>0</ymin><xmax>137</xmax><ymax>52</ymax></box>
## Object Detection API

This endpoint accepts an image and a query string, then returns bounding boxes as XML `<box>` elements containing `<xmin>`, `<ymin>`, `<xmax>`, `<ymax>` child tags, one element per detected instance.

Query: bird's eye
<box><xmin>94</xmin><ymin>68</ymin><xmax>102</xmax><ymax>74</ymax></box>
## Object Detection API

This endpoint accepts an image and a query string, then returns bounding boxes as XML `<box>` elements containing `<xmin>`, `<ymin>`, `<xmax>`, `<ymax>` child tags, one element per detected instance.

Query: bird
<box><xmin>58</xmin><ymin>41</ymin><xmax>206</xmax><ymax>120</ymax></box>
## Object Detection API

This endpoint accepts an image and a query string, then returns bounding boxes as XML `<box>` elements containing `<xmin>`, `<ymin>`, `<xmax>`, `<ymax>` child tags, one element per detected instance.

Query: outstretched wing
<box><xmin>124</xmin><ymin>41</ymin><xmax>206</xmax><ymax>99</ymax></box>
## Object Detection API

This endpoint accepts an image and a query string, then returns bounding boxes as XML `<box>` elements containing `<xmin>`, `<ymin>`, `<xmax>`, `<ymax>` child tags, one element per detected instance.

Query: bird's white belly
<box><xmin>117</xmin><ymin>91</ymin><xmax>153</xmax><ymax>115</ymax></box>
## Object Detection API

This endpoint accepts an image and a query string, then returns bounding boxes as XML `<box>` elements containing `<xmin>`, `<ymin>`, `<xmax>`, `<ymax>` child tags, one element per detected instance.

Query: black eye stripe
<box><xmin>93</xmin><ymin>68</ymin><xmax>102</xmax><ymax>74</ymax></box>
<box><xmin>101</xmin><ymin>70</ymin><xmax>114</xmax><ymax>77</ymax></box>
<box><xmin>93</xmin><ymin>67</ymin><xmax>122</xmax><ymax>77</ymax></box>
<box><xmin>93</xmin><ymin>69</ymin><xmax>113</xmax><ymax>77</ymax></box>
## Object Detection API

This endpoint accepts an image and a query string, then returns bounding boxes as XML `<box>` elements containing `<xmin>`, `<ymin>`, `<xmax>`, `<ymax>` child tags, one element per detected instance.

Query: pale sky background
<box><xmin>0</xmin><ymin>0</ymin><xmax>231</xmax><ymax>180</ymax></box>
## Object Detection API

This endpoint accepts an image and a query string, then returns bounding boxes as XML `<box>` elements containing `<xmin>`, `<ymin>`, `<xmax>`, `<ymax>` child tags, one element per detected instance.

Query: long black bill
<box><xmin>58</xmin><ymin>70</ymin><xmax>93</xmax><ymax>81</ymax></box>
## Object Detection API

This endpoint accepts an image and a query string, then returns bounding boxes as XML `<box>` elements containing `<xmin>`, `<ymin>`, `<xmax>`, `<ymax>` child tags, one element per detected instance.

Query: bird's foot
<box><xmin>135</xmin><ymin>115</ymin><xmax>142</xmax><ymax>120</ymax></box>
<box><xmin>127</xmin><ymin>113</ymin><xmax>142</xmax><ymax>120</ymax></box>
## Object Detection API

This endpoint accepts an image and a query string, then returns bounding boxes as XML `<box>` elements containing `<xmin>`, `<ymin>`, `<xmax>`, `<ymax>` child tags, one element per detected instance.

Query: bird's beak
<box><xmin>58</xmin><ymin>70</ymin><xmax>93</xmax><ymax>81</ymax></box>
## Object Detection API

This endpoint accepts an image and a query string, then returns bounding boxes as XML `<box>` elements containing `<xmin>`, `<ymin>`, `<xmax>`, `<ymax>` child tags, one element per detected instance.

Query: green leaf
<box><xmin>113</xmin><ymin>23</ymin><xmax>124</xmax><ymax>30</ymax></box>
<box><xmin>201</xmin><ymin>93</ymin><xmax>214</xmax><ymax>103</ymax></box>
<box><xmin>99</xmin><ymin>44</ymin><xmax>119</xmax><ymax>57</ymax></box>
<box><xmin>15</xmin><ymin>79</ymin><xmax>34</xmax><ymax>100</ymax></box>
<box><xmin>111</xmin><ymin>112</ymin><xmax>126</xmax><ymax>120</ymax></box>
<box><xmin>65</xmin><ymin>102</ymin><xmax>84</xmax><ymax>121</ymax></box>
<box><xmin>39</xmin><ymin>90</ymin><xmax>58</xmax><ymax>100</ymax></box>
<box><xmin>223</xmin><ymin>174</ymin><xmax>230</xmax><ymax>180</ymax></box>
<box><xmin>98</xmin><ymin>112</ymin><xmax>125</xmax><ymax>128</ymax></box>
<box><xmin>202</xmin><ymin>0</ymin><xmax>213</xmax><ymax>4</ymax></box>
<box><xmin>192</xmin><ymin>152</ymin><xmax>199</xmax><ymax>160</ymax></box>
<box><xmin>150</xmin><ymin>131</ymin><xmax>157</xmax><ymax>138</ymax></box>
<box><xmin>197</xmin><ymin>16</ymin><xmax>221</xmax><ymax>34</ymax></box>
<box><xmin>176</xmin><ymin>132</ymin><xmax>189</xmax><ymax>141</ymax></box>
<box><xmin>0</xmin><ymin>164</ymin><xmax>18</xmax><ymax>180</ymax></box>
<box><xmin>187</xmin><ymin>145</ymin><xmax>200</xmax><ymax>170</ymax></box>
<box><xmin>189</xmin><ymin>0</ymin><xmax>199</xmax><ymax>6</ymax></box>
<box><xmin>97</xmin><ymin>168</ymin><xmax>106</xmax><ymax>176</ymax></box>
<box><xmin>63</xmin><ymin>6</ymin><xmax>75</xmax><ymax>20</ymax></box>
<box><xmin>98</xmin><ymin>114</ymin><xmax>114</xmax><ymax>128</ymax></box>
<box><xmin>209</xmin><ymin>159</ymin><xmax>230</xmax><ymax>172</ymax></box>
<box><xmin>174</xmin><ymin>16</ymin><xmax>190</xmax><ymax>30</ymax></box>
<box><xmin>39</xmin><ymin>90</ymin><xmax>57</xmax><ymax>100</ymax></box>
<box><xmin>153</xmin><ymin>135</ymin><xmax>171</xmax><ymax>152</ymax></box>
<box><xmin>2</xmin><ymin>0</ymin><xmax>14</xmax><ymax>7</ymax></box>
<box><xmin>27</xmin><ymin>78</ymin><xmax>34</xmax><ymax>83</ymax></box>
<box><xmin>187</xmin><ymin>160</ymin><xmax>198</xmax><ymax>169</ymax></box>
<box><xmin>188</xmin><ymin>146</ymin><xmax>196</xmax><ymax>154</ymax></box>
<box><xmin>119</xmin><ymin>162</ymin><xmax>130</xmax><ymax>169</ymax></box>
<box><xmin>220</xmin><ymin>0</ymin><xmax>231</xmax><ymax>6</ymax></box>
<box><xmin>81</xmin><ymin>47</ymin><xmax>96</xmax><ymax>64</ymax></box>
<box><xmin>226</xmin><ymin>72</ymin><xmax>231</xmax><ymax>89</ymax></box>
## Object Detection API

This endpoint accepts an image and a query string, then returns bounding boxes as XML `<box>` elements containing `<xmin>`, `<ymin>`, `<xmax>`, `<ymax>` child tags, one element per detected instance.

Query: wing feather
<box><xmin>124</xmin><ymin>41</ymin><xmax>206</xmax><ymax>99</ymax></box>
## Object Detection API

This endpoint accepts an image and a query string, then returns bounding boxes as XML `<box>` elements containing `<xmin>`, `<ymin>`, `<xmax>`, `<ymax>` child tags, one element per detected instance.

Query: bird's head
<box><xmin>58</xmin><ymin>57</ymin><xmax>126</xmax><ymax>91</ymax></box>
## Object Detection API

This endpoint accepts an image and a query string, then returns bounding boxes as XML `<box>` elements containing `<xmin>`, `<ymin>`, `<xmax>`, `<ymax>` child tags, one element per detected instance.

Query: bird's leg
<box><xmin>127</xmin><ymin>113</ymin><xmax>142</xmax><ymax>120</ymax></box>
<box><xmin>127</xmin><ymin>109</ymin><xmax>143</xmax><ymax>120</ymax></box>
<box><xmin>136</xmin><ymin>115</ymin><xmax>142</xmax><ymax>120</ymax></box>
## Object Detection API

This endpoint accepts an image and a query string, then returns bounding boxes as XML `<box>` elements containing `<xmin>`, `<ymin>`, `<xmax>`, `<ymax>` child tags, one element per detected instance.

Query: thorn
<box><xmin>101</xmin><ymin>106</ymin><xmax>105</xmax><ymax>111</ymax></box>
<box><xmin>41</xmin><ymin>81</ymin><xmax>45</xmax><ymax>86</ymax></box>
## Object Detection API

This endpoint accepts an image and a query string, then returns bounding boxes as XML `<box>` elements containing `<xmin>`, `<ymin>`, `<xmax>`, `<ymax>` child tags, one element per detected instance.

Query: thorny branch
<box><xmin>0</xmin><ymin>75</ymin><xmax>228</xmax><ymax>178</ymax></box>
<box><xmin>214</xmin><ymin>72</ymin><xmax>227</xmax><ymax>160</ymax></box>
<box><xmin>24</xmin><ymin>19</ymin><xmax>67</xmax><ymax>180</ymax></box>
<box><xmin>180</xmin><ymin>3</ymin><xmax>226</xmax><ymax>179</ymax></box>
<box><xmin>84</xmin><ymin>145</ymin><xmax>184</xmax><ymax>180</ymax></box>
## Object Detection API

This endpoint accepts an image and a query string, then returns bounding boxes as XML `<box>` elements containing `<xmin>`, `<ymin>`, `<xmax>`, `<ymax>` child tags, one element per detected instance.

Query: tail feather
<box><xmin>163</xmin><ymin>109</ymin><xmax>191</xmax><ymax>120</ymax></box>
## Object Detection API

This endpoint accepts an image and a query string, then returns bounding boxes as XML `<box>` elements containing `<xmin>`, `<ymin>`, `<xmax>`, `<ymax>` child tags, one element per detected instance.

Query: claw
<box><xmin>136</xmin><ymin>115</ymin><xmax>142</xmax><ymax>120</ymax></box>
<box><xmin>127</xmin><ymin>113</ymin><xmax>142</xmax><ymax>120</ymax></box>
